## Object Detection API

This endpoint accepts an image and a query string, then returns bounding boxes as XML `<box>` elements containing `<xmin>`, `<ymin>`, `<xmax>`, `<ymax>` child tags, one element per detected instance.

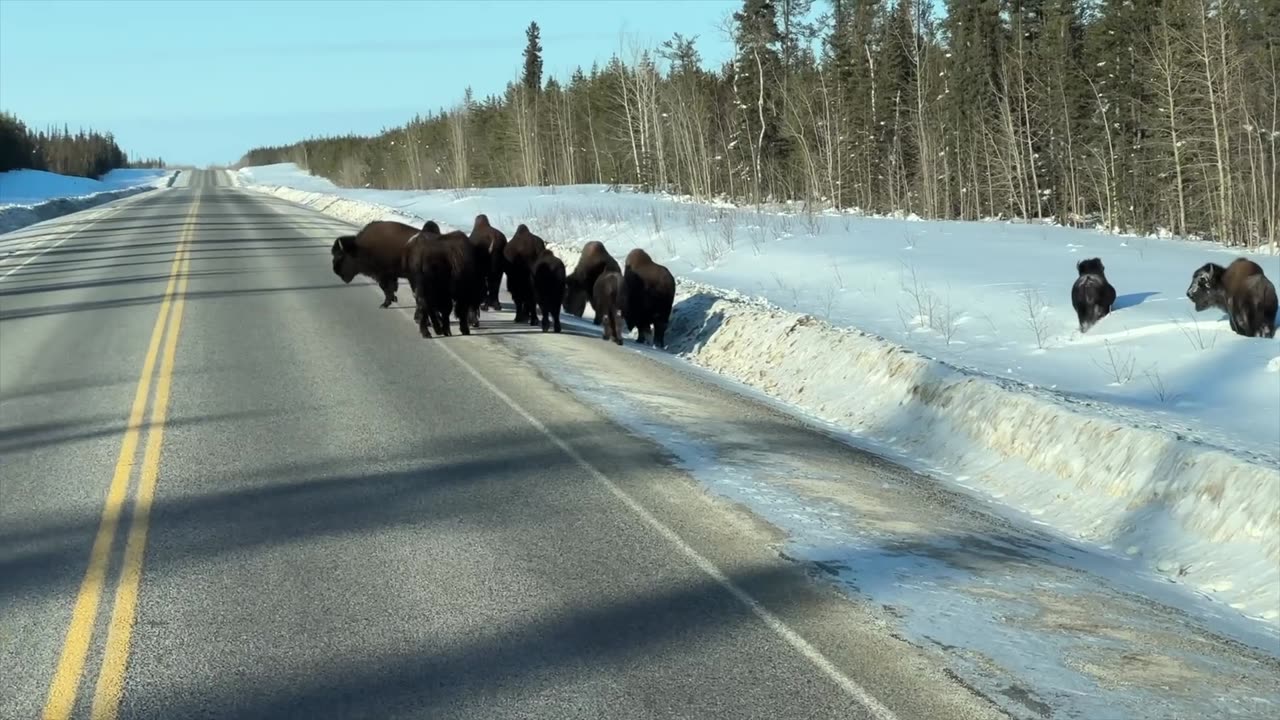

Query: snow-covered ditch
<box><xmin>236</xmin><ymin>164</ymin><xmax>1280</xmax><ymax>632</ymax></box>
<box><xmin>0</xmin><ymin>168</ymin><xmax>175</xmax><ymax>234</ymax></box>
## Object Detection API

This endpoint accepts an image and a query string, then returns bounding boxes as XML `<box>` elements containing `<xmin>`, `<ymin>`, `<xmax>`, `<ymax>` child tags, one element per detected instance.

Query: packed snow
<box><xmin>0</xmin><ymin>168</ymin><xmax>171</xmax><ymax>206</ymax></box>
<box><xmin>0</xmin><ymin>167</ymin><xmax>173</xmax><ymax>234</ymax></box>
<box><xmin>236</xmin><ymin>162</ymin><xmax>1280</xmax><ymax>632</ymax></box>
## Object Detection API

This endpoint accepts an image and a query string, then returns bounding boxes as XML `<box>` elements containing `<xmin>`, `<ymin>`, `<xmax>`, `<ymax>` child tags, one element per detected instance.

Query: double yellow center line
<box><xmin>42</xmin><ymin>195</ymin><xmax>201</xmax><ymax>720</ymax></box>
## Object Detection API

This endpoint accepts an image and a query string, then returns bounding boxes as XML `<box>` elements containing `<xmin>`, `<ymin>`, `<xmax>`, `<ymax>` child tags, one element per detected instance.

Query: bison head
<box><xmin>1186</xmin><ymin>262</ymin><xmax>1226</xmax><ymax>312</ymax></box>
<box><xmin>562</xmin><ymin>274</ymin><xmax>589</xmax><ymax>317</ymax></box>
<box><xmin>331</xmin><ymin>235</ymin><xmax>360</xmax><ymax>283</ymax></box>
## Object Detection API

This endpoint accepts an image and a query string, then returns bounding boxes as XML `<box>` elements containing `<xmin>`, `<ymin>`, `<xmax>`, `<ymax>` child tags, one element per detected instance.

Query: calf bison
<box><xmin>593</xmin><ymin>270</ymin><xmax>625</xmax><ymax>346</ymax></box>
<box><xmin>563</xmin><ymin>240</ymin><xmax>622</xmax><ymax>324</ymax></box>
<box><xmin>1186</xmin><ymin>258</ymin><xmax>1278</xmax><ymax>338</ymax></box>
<box><xmin>469</xmin><ymin>214</ymin><xmax>508</xmax><ymax>311</ymax></box>
<box><xmin>533</xmin><ymin>249</ymin><xmax>566</xmax><ymax>333</ymax></box>
<box><xmin>503</xmin><ymin>224</ymin><xmax>546</xmax><ymax>325</ymax></box>
<box><xmin>623</xmin><ymin>248</ymin><xmax>676</xmax><ymax>348</ymax></box>
<box><xmin>1070</xmin><ymin>257</ymin><xmax>1117</xmax><ymax>333</ymax></box>
<box><xmin>406</xmin><ymin>221</ymin><xmax>485</xmax><ymax>338</ymax></box>
<box><xmin>330</xmin><ymin>220</ymin><xmax>418</xmax><ymax>308</ymax></box>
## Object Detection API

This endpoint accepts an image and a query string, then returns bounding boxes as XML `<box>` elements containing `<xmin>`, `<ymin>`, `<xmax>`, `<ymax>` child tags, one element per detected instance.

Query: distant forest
<box><xmin>239</xmin><ymin>0</ymin><xmax>1279</xmax><ymax>248</ymax></box>
<box><xmin>0</xmin><ymin>112</ymin><xmax>164</xmax><ymax>179</ymax></box>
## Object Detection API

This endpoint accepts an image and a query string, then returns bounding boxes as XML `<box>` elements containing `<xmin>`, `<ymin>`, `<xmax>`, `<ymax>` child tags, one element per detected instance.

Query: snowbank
<box><xmin>0</xmin><ymin>168</ymin><xmax>174</xmax><ymax>234</ymax></box>
<box><xmin>237</xmin><ymin>164</ymin><xmax>1280</xmax><ymax>630</ymax></box>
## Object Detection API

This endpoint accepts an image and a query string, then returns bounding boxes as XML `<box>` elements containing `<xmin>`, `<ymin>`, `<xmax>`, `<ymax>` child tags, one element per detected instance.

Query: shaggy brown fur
<box><xmin>469</xmin><ymin>214</ymin><xmax>508</xmax><ymax>311</ymax></box>
<box><xmin>406</xmin><ymin>222</ymin><xmax>485</xmax><ymax>338</ymax></box>
<box><xmin>563</xmin><ymin>240</ymin><xmax>622</xmax><ymax>323</ymax></box>
<box><xmin>533</xmin><ymin>248</ymin><xmax>566</xmax><ymax>333</ymax></box>
<box><xmin>1070</xmin><ymin>257</ymin><xmax>1117</xmax><ymax>333</ymax></box>
<box><xmin>330</xmin><ymin>220</ymin><xmax>418</xmax><ymax>308</ymax></box>
<box><xmin>623</xmin><ymin>248</ymin><xmax>676</xmax><ymax>348</ymax></box>
<box><xmin>592</xmin><ymin>270</ymin><xmax>625</xmax><ymax>345</ymax></box>
<box><xmin>1186</xmin><ymin>257</ymin><xmax>1278</xmax><ymax>338</ymax></box>
<box><xmin>502</xmin><ymin>224</ymin><xmax>546</xmax><ymax>325</ymax></box>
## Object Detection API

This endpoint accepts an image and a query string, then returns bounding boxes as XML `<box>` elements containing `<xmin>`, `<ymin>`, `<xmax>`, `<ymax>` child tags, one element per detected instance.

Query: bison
<box><xmin>593</xmin><ymin>270</ymin><xmax>625</xmax><ymax>346</ymax></box>
<box><xmin>406</xmin><ymin>221</ymin><xmax>485</xmax><ymax>338</ymax></box>
<box><xmin>563</xmin><ymin>240</ymin><xmax>622</xmax><ymax>324</ymax></box>
<box><xmin>623</xmin><ymin>248</ymin><xmax>676</xmax><ymax>348</ymax></box>
<box><xmin>469</xmin><ymin>214</ymin><xmax>508</xmax><ymax>311</ymax></box>
<box><xmin>1070</xmin><ymin>257</ymin><xmax>1117</xmax><ymax>333</ymax></box>
<box><xmin>533</xmin><ymin>248</ymin><xmax>566</xmax><ymax>333</ymax></box>
<box><xmin>1186</xmin><ymin>258</ymin><xmax>1278</xmax><ymax>338</ymax></box>
<box><xmin>503</xmin><ymin>224</ymin><xmax>546</xmax><ymax>325</ymax></box>
<box><xmin>330</xmin><ymin>220</ymin><xmax>419</xmax><ymax>308</ymax></box>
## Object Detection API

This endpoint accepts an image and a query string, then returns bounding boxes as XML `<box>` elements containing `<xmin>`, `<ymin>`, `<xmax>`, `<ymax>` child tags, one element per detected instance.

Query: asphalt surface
<box><xmin>0</xmin><ymin>170</ymin><xmax>1009</xmax><ymax>720</ymax></box>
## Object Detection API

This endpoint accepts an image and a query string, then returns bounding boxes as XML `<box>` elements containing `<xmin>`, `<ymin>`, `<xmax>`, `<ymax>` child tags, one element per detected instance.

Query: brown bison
<box><xmin>503</xmin><ymin>224</ymin><xmax>546</xmax><ymax>325</ymax></box>
<box><xmin>1186</xmin><ymin>258</ymin><xmax>1278</xmax><ymax>338</ymax></box>
<box><xmin>406</xmin><ymin>221</ymin><xmax>485</xmax><ymax>338</ymax></box>
<box><xmin>593</xmin><ymin>270</ymin><xmax>625</xmax><ymax>346</ymax></box>
<box><xmin>563</xmin><ymin>240</ymin><xmax>622</xmax><ymax>324</ymax></box>
<box><xmin>533</xmin><ymin>248</ymin><xmax>566</xmax><ymax>333</ymax></box>
<box><xmin>330</xmin><ymin>220</ymin><xmax>418</xmax><ymax>308</ymax></box>
<box><xmin>623</xmin><ymin>248</ymin><xmax>676</xmax><ymax>348</ymax></box>
<box><xmin>1070</xmin><ymin>257</ymin><xmax>1116</xmax><ymax>333</ymax></box>
<box><xmin>469</xmin><ymin>214</ymin><xmax>508</xmax><ymax>311</ymax></box>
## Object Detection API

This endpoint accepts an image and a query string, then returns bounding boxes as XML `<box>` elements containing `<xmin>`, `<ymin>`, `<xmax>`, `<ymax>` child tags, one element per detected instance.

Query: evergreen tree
<box><xmin>523</xmin><ymin>21</ymin><xmax>544</xmax><ymax>92</ymax></box>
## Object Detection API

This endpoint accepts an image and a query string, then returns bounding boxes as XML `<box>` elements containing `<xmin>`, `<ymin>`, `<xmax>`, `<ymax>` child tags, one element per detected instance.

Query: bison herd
<box><xmin>331</xmin><ymin>214</ymin><xmax>1277</xmax><ymax>346</ymax></box>
<box><xmin>330</xmin><ymin>214</ymin><xmax>676</xmax><ymax>344</ymax></box>
<box><xmin>1071</xmin><ymin>254</ymin><xmax>1277</xmax><ymax>338</ymax></box>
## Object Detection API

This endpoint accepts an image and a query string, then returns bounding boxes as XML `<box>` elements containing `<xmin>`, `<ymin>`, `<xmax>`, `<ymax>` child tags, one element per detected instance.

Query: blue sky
<box><xmin>0</xmin><ymin>0</ymin><xmax>738</xmax><ymax>167</ymax></box>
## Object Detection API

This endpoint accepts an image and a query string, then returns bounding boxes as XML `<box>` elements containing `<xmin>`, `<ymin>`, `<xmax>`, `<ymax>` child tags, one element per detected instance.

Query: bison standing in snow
<box><xmin>330</xmin><ymin>220</ymin><xmax>419</xmax><ymax>308</ymax></box>
<box><xmin>623</xmin><ymin>248</ymin><xmax>675</xmax><ymax>348</ymax></box>
<box><xmin>1186</xmin><ymin>258</ymin><xmax>1278</xmax><ymax>338</ymax></box>
<box><xmin>468</xmin><ymin>214</ymin><xmax>508</xmax><ymax>311</ymax></box>
<box><xmin>406</xmin><ymin>221</ymin><xmax>485</xmax><ymax>338</ymax></box>
<box><xmin>592</xmin><ymin>270</ymin><xmax>625</xmax><ymax>346</ymax></box>
<box><xmin>533</xmin><ymin>249</ymin><xmax>566</xmax><ymax>334</ymax></box>
<box><xmin>563</xmin><ymin>240</ymin><xmax>622</xmax><ymax>324</ymax></box>
<box><xmin>1070</xmin><ymin>257</ymin><xmax>1117</xmax><ymax>333</ymax></box>
<box><xmin>503</xmin><ymin>224</ymin><xmax>546</xmax><ymax>325</ymax></box>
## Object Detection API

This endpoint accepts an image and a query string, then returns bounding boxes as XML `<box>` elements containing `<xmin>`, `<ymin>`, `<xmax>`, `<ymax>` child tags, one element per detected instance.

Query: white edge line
<box><xmin>0</xmin><ymin>190</ymin><xmax>162</xmax><ymax>281</ymax></box>
<box><xmin>253</xmin><ymin>190</ymin><xmax>902</xmax><ymax>718</ymax></box>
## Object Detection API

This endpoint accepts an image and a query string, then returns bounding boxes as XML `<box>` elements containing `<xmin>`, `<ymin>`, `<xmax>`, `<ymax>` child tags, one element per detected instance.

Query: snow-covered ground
<box><xmin>236</xmin><ymin>162</ymin><xmax>1280</xmax><ymax>633</ymax></box>
<box><xmin>0</xmin><ymin>167</ymin><xmax>173</xmax><ymax>233</ymax></box>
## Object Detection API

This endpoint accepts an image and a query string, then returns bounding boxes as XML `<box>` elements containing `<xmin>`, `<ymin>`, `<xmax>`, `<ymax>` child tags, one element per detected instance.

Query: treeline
<box><xmin>0</xmin><ymin>112</ymin><xmax>164</xmax><ymax>178</ymax></box>
<box><xmin>239</xmin><ymin>0</ymin><xmax>1279</xmax><ymax>248</ymax></box>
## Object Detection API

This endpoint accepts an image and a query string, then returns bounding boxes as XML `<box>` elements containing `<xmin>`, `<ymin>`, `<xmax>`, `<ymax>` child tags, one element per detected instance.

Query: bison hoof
<box><xmin>553</xmin><ymin>323</ymin><xmax>561</xmax><ymax>333</ymax></box>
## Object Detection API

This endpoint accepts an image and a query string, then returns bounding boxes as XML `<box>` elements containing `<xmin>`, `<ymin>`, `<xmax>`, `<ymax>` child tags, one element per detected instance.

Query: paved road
<box><xmin>0</xmin><ymin>170</ymin><xmax>1004</xmax><ymax>719</ymax></box>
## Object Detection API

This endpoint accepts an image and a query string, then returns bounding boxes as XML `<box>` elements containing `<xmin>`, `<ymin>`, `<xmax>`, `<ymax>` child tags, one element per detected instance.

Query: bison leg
<box><xmin>539</xmin><ymin>305</ymin><xmax>550</xmax><ymax>333</ymax></box>
<box><xmin>378</xmin><ymin>276</ymin><xmax>398</xmax><ymax>308</ymax></box>
<box><xmin>611</xmin><ymin>311</ymin><xmax>623</xmax><ymax>346</ymax></box>
<box><xmin>456</xmin><ymin>302</ymin><xmax>472</xmax><ymax>336</ymax></box>
<box><xmin>429</xmin><ymin>306</ymin><xmax>449</xmax><ymax>337</ymax></box>
<box><xmin>416</xmin><ymin>301</ymin><xmax>433</xmax><ymax>339</ymax></box>
<box><xmin>526</xmin><ymin>299</ymin><xmax>540</xmax><ymax>327</ymax></box>
<box><xmin>654</xmin><ymin>320</ymin><xmax>667</xmax><ymax>349</ymax></box>
<box><xmin>486</xmin><ymin>274</ymin><xmax>502</xmax><ymax>311</ymax></box>
<box><xmin>552</xmin><ymin>307</ymin><xmax>561</xmax><ymax>334</ymax></box>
